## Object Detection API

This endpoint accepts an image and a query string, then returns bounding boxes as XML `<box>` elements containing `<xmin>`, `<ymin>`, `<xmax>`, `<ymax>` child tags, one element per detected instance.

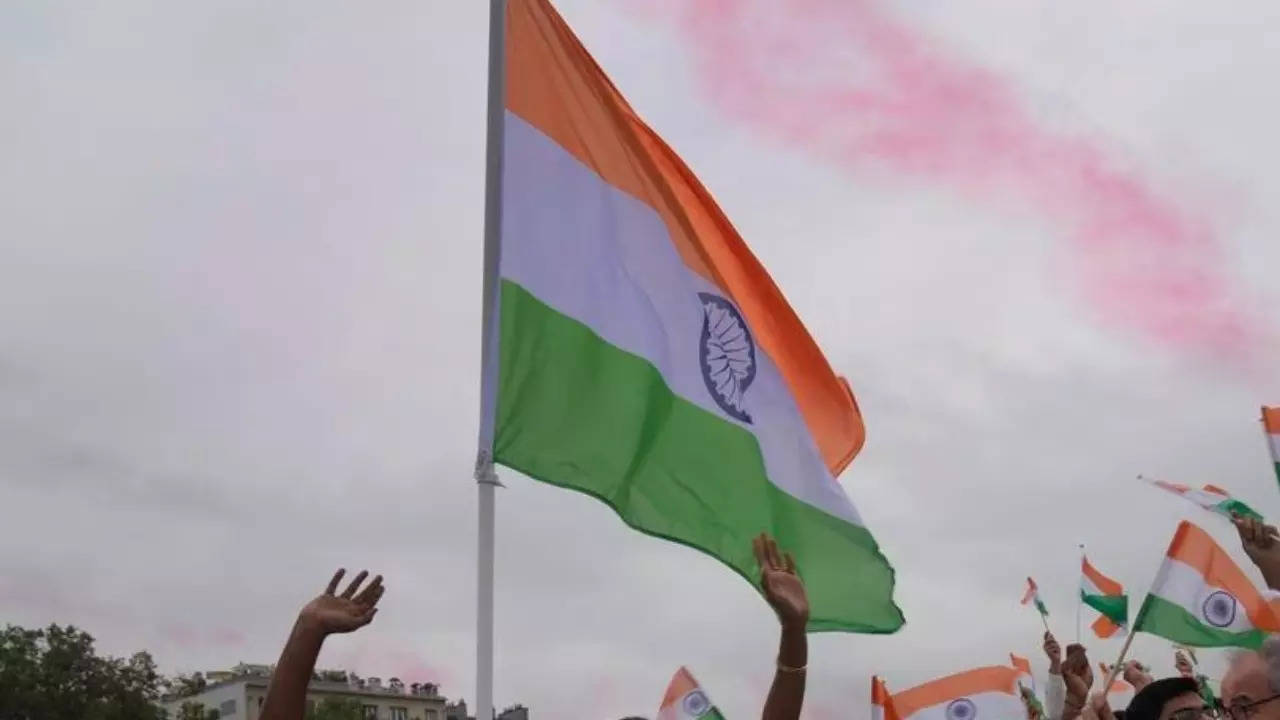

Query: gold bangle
<box><xmin>777</xmin><ymin>660</ymin><xmax>807</xmax><ymax>674</ymax></box>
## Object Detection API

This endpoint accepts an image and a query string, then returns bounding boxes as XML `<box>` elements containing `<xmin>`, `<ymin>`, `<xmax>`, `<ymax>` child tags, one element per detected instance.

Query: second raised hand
<box><xmin>754</xmin><ymin>533</ymin><xmax>809</xmax><ymax>630</ymax></box>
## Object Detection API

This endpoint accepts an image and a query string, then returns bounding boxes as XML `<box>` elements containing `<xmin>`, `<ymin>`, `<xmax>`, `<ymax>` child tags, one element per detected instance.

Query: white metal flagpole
<box><xmin>476</xmin><ymin>0</ymin><xmax>506</xmax><ymax>719</ymax></box>
<box><xmin>1077</xmin><ymin>544</ymin><xmax>1084</xmax><ymax>643</ymax></box>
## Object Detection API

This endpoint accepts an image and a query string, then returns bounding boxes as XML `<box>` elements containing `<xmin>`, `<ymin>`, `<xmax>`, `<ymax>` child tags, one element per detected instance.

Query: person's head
<box><xmin>1125</xmin><ymin>677</ymin><xmax>1208</xmax><ymax>720</ymax></box>
<box><xmin>1064</xmin><ymin>644</ymin><xmax>1094</xmax><ymax>688</ymax></box>
<box><xmin>1222</xmin><ymin>637</ymin><xmax>1280</xmax><ymax>720</ymax></box>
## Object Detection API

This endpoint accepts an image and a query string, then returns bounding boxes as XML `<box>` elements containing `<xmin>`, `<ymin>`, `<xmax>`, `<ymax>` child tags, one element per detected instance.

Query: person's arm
<box><xmin>1043</xmin><ymin>632</ymin><xmax>1064</xmax><ymax>720</ymax></box>
<box><xmin>260</xmin><ymin>569</ymin><xmax>385</xmax><ymax>720</ymax></box>
<box><xmin>755</xmin><ymin>534</ymin><xmax>809</xmax><ymax>720</ymax></box>
<box><xmin>1045</xmin><ymin>673</ymin><xmax>1066</xmax><ymax>720</ymax></box>
<box><xmin>1233</xmin><ymin>514</ymin><xmax>1280</xmax><ymax>590</ymax></box>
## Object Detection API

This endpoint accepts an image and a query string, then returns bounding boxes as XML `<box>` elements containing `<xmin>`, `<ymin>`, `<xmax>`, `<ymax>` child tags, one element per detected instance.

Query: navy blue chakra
<box><xmin>698</xmin><ymin>292</ymin><xmax>756</xmax><ymax>424</ymax></box>
<box><xmin>1202</xmin><ymin>590</ymin><xmax>1237</xmax><ymax>628</ymax></box>
<box><xmin>682</xmin><ymin>690</ymin><xmax>711</xmax><ymax>716</ymax></box>
<box><xmin>946</xmin><ymin>698</ymin><xmax>977</xmax><ymax>720</ymax></box>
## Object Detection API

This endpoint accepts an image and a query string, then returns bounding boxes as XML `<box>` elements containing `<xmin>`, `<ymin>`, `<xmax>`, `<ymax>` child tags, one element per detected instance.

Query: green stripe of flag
<box><xmin>494</xmin><ymin>280</ymin><xmax>903</xmax><ymax>633</ymax></box>
<box><xmin>1133</xmin><ymin>595</ymin><xmax>1268</xmax><ymax>649</ymax></box>
<box><xmin>1081</xmin><ymin>592</ymin><xmax>1128</xmax><ymax>625</ymax></box>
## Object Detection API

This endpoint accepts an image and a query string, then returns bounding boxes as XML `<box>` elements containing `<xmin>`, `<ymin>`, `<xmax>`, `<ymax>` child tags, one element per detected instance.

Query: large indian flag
<box><xmin>657</xmin><ymin>668</ymin><xmax>724</xmax><ymax>720</ymax></box>
<box><xmin>891</xmin><ymin>667</ymin><xmax>1023</xmax><ymax>720</ymax></box>
<box><xmin>1081</xmin><ymin>555</ymin><xmax>1128</xmax><ymax>638</ymax></box>
<box><xmin>1132</xmin><ymin>521</ymin><xmax>1280</xmax><ymax>648</ymax></box>
<box><xmin>478</xmin><ymin>0</ymin><xmax>902</xmax><ymax>632</ymax></box>
<box><xmin>1264</xmin><ymin>407</ymin><xmax>1280</xmax><ymax>486</ymax></box>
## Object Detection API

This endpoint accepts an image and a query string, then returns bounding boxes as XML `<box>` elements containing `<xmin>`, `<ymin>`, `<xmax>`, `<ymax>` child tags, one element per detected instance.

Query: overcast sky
<box><xmin>3</xmin><ymin>1</ymin><xmax>1280</xmax><ymax>718</ymax></box>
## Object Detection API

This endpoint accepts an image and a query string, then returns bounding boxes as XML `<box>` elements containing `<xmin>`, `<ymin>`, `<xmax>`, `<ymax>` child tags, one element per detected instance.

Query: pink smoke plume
<box><xmin>630</xmin><ymin>0</ymin><xmax>1268</xmax><ymax>364</ymax></box>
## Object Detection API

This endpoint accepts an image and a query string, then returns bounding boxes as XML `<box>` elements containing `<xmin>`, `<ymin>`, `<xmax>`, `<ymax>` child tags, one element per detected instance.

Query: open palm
<box><xmin>754</xmin><ymin>533</ymin><xmax>809</xmax><ymax>629</ymax></box>
<box><xmin>301</xmin><ymin>569</ymin><xmax>385</xmax><ymax>635</ymax></box>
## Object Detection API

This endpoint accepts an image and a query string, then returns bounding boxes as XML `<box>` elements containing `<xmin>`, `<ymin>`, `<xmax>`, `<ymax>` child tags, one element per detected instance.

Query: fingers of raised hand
<box><xmin>753</xmin><ymin>534</ymin><xmax>770</xmax><ymax>572</ymax></box>
<box><xmin>1262</xmin><ymin>524</ymin><xmax>1280</xmax><ymax>548</ymax></box>
<box><xmin>325</xmin><ymin>569</ymin><xmax>346</xmax><ymax>596</ymax></box>
<box><xmin>341</xmin><ymin>570</ymin><xmax>370</xmax><ymax>599</ymax></box>
<box><xmin>754</xmin><ymin>533</ymin><xmax>788</xmax><ymax>573</ymax></box>
<box><xmin>353</xmin><ymin>575</ymin><xmax>384</xmax><ymax>607</ymax></box>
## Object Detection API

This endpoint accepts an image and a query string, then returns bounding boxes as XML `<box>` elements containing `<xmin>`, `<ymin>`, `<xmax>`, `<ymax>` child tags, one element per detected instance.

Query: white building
<box><xmin>162</xmin><ymin>665</ymin><xmax>448</xmax><ymax>720</ymax></box>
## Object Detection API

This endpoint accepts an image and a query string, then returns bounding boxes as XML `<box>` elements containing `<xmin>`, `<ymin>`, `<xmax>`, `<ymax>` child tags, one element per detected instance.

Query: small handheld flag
<box><xmin>1023</xmin><ymin>577</ymin><xmax>1050</xmax><ymax>630</ymax></box>
<box><xmin>872</xmin><ymin>676</ymin><xmax>900</xmax><ymax>720</ymax></box>
<box><xmin>1139</xmin><ymin>475</ymin><xmax>1262</xmax><ymax>521</ymax></box>
<box><xmin>657</xmin><ymin>667</ymin><xmax>725</xmax><ymax>720</ymax></box>
<box><xmin>892</xmin><ymin>666</ymin><xmax>1024</xmax><ymax>720</ymax></box>
<box><xmin>1010</xmin><ymin>653</ymin><xmax>1035</xmax><ymax>693</ymax></box>
<box><xmin>1264</xmin><ymin>407</ymin><xmax>1280</xmax><ymax>489</ymax></box>
<box><xmin>1132</xmin><ymin>521</ymin><xmax>1280</xmax><ymax>648</ymax></box>
<box><xmin>1098</xmin><ymin>663</ymin><xmax>1136</xmax><ymax>708</ymax></box>
<box><xmin>1081</xmin><ymin>555</ymin><xmax>1129</xmax><ymax>638</ymax></box>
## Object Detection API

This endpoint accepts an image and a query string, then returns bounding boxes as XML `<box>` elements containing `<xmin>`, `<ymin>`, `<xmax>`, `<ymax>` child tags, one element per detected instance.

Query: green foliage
<box><xmin>170</xmin><ymin>672</ymin><xmax>208</xmax><ymax>698</ymax></box>
<box><xmin>306</xmin><ymin>696</ymin><xmax>365</xmax><ymax>720</ymax></box>
<box><xmin>0</xmin><ymin>624</ymin><xmax>165</xmax><ymax>720</ymax></box>
<box><xmin>174</xmin><ymin>700</ymin><xmax>220</xmax><ymax>720</ymax></box>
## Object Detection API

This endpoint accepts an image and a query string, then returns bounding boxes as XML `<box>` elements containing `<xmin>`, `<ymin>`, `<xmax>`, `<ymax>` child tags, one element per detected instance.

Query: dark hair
<box><xmin>1125</xmin><ymin>677</ymin><xmax>1202</xmax><ymax>720</ymax></box>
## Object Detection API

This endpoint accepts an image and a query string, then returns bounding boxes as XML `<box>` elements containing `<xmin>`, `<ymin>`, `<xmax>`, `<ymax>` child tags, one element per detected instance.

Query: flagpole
<box><xmin>476</xmin><ymin>1</ymin><xmax>507</xmax><ymax>719</ymax></box>
<box><xmin>1103</xmin><ymin>629</ymin><xmax>1137</xmax><ymax>692</ymax></box>
<box><xmin>1077</xmin><ymin>544</ymin><xmax>1084</xmax><ymax>643</ymax></box>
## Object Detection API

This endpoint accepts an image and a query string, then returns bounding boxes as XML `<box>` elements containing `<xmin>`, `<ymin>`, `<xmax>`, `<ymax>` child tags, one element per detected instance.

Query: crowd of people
<box><xmin>249</xmin><ymin>516</ymin><xmax>1280</xmax><ymax>720</ymax></box>
<box><xmin>1020</xmin><ymin>513</ymin><xmax>1280</xmax><ymax>720</ymax></box>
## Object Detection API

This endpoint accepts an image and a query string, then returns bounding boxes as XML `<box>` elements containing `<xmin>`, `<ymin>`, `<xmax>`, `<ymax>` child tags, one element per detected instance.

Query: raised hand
<box><xmin>1062</xmin><ymin>665</ymin><xmax>1092</xmax><ymax>720</ymax></box>
<box><xmin>1232</xmin><ymin>514</ymin><xmax>1280</xmax><ymax>590</ymax></box>
<box><xmin>1174</xmin><ymin>650</ymin><xmax>1194</xmax><ymax>678</ymax></box>
<box><xmin>1122</xmin><ymin>660</ymin><xmax>1153</xmax><ymax>691</ymax></box>
<box><xmin>300</xmin><ymin>569</ymin><xmax>385</xmax><ymax>635</ymax></box>
<box><xmin>1044</xmin><ymin>631</ymin><xmax>1062</xmax><ymax>674</ymax></box>
<box><xmin>261</xmin><ymin>568</ymin><xmax>387</xmax><ymax>720</ymax></box>
<box><xmin>754</xmin><ymin>533</ymin><xmax>809</xmax><ymax>631</ymax></box>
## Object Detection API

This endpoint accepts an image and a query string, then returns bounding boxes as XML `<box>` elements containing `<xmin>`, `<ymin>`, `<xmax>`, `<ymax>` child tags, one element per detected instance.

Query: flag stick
<box><xmin>1040</xmin><ymin>611</ymin><xmax>1050</xmax><ymax>634</ymax></box>
<box><xmin>476</xmin><ymin>1</ymin><xmax>507</xmax><ymax>719</ymax></box>
<box><xmin>1103</xmin><ymin>628</ymin><xmax>1137</xmax><ymax>691</ymax></box>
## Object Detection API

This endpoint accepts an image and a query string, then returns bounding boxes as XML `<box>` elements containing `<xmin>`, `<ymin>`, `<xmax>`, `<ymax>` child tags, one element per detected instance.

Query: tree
<box><xmin>306</xmin><ymin>697</ymin><xmax>365</xmax><ymax>720</ymax></box>
<box><xmin>170</xmin><ymin>672</ymin><xmax>208</xmax><ymax>698</ymax></box>
<box><xmin>174</xmin><ymin>701</ymin><xmax>219</xmax><ymax>720</ymax></box>
<box><xmin>0</xmin><ymin>624</ymin><xmax>165</xmax><ymax>720</ymax></box>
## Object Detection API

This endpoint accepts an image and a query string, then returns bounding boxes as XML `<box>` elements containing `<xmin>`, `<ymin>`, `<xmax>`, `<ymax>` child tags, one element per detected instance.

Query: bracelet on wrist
<box><xmin>777</xmin><ymin>659</ymin><xmax>807</xmax><ymax>674</ymax></box>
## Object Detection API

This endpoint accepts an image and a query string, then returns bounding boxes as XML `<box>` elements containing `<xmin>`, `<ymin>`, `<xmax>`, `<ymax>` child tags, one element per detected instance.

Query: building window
<box><xmin>389</xmin><ymin>708</ymin><xmax>408</xmax><ymax>720</ymax></box>
<box><xmin>220</xmin><ymin>699</ymin><xmax>237</xmax><ymax>717</ymax></box>
<box><xmin>363</xmin><ymin>705</ymin><xmax>378</xmax><ymax>720</ymax></box>
<box><xmin>425</xmin><ymin>711</ymin><xmax>439</xmax><ymax>720</ymax></box>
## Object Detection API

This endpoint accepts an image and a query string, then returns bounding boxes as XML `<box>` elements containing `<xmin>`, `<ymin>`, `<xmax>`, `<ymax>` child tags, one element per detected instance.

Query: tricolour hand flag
<box><xmin>892</xmin><ymin>666</ymin><xmax>1023</xmax><ymax>720</ymax></box>
<box><xmin>1010</xmin><ymin>653</ymin><xmax>1035</xmax><ymax>693</ymax></box>
<box><xmin>1081</xmin><ymin>555</ymin><xmax>1128</xmax><ymax>638</ymax></box>
<box><xmin>480</xmin><ymin>0</ymin><xmax>902</xmax><ymax>633</ymax></box>
<box><xmin>657</xmin><ymin>667</ymin><xmax>724</xmax><ymax>720</ymax></box>
<box><xmin>1139</xmin><ymin>475</ymin><xmax>1262</xmax><ymax>521</ymax></box>
<box><xmin>873</xmin><ymin>676</ymin><xmax>900</xmax><ymax>720</ymax></box>
<box><xmin>1098</xmin><ymin>664</ymin><xmax>1136</xmax><ymax>709</ymax></box>
<box><xmin>1264</xmin><ymin>407</ymin><xmax>1280</xmax><ymax>488</ymax></box>
<box><xmin>1022</xmin><ymin>577</ymin><xmax>1049</xmax><ymax>619</ymax></box>
<box><xmin>1132</xmin><ymin>521</ymin><xmax>1280</xmax><ymax>648</ymax></box>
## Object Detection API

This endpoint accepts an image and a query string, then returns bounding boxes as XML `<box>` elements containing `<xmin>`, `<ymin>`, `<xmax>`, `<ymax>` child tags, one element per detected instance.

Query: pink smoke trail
<box><xmin>631</xmin><ymin>0</ymin><xmax>1268</xmax><ymax>364</ymax></box>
